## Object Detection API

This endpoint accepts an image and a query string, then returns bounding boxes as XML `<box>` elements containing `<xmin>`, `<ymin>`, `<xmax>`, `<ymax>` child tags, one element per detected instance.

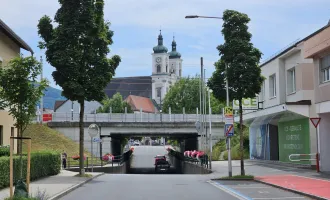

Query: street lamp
<box><xmin>206</xmin><ymin>87</ymin><xmax>213</xmax><ymax>170</ymax></box>
<box><xmin>185</xmin><ymin>14</ymin><xmax>232</xmax><ymax>177</ymax></box>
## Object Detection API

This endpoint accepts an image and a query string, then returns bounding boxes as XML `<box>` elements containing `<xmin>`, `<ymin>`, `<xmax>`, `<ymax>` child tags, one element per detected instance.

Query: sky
<box><xmin>1</xmin><ymin>0</ymin><xmax>330</xmax><ymax>90</ymax></box>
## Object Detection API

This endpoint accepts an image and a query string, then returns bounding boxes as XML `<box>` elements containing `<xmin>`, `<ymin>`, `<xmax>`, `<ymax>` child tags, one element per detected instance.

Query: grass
<box><xmin>217</xmin><ymin>175</ymin><xmax>254</xmax><ymax>180</ymax></box>
<box><xmin>74</xmin><ymin>173</ymin><xmax>93</xmax><ymax>178</ymax></box>
<box><xmin>22</xmin><ymin>124</ymin><xmax>91</xmax><ymax>157</ymax></box>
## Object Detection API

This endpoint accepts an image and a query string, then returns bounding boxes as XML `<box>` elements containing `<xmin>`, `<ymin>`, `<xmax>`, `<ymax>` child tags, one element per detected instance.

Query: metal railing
<box><xmin>50</xmin><ymin>112</ymin><xmax>224</xmax><ymax>123</ymax></box>
<box><xmin>289</xmin><ymin>153</ymin><xmax>316</xmax><ymax>162</ymax></box>
<box><xmin>184</xmin><ymin>155</ymin><xmax>209</xmax><ymax>168</ymax></box>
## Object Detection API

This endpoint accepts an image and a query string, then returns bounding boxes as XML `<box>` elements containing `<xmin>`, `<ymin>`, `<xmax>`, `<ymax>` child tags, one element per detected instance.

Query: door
<box><xmin>269</xmin><ymin>124</ymin><xmax>279</xmax><ymax>160</ymax></box>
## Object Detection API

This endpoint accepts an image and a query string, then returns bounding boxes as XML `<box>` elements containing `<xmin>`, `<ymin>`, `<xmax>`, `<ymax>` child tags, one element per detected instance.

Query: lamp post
<box><xmin>185</xmin><ymin>14</ymin><xmax>232</xmax><ymax>177</ymax></box>
<box><xmin>207</xmin><ymin>87</ymin><xmax>213</xmax><ymax>170</ymax></box>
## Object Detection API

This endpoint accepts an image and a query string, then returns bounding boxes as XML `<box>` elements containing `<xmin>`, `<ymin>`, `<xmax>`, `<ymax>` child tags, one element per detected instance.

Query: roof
<box><xmin>54</xmin><ymin>100</ymin><xmax>68</xmax><ymax>112</ymax></box>
<box><xmin>260</xmin><ymin>21</ymin><xmax>330</xmax><ymax>68</ymax></box>
<box><xmin>0</xmin><ymin>19</ymin><xmax>34</xmax><ymax>54</ymax></box>
<box><xmin>125</xmin><ymin>95</ymin><xmax>157</xmax><ymax>113</ymax></box>
<box><xmin>104</xmin><ymin>76</ymin><xmax>152</xmax><ymax>99</ymax></box>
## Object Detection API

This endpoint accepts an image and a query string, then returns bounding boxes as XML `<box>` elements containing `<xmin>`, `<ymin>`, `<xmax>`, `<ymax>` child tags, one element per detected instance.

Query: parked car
<box><xmin>154</xmin><ymin>155</ymin><xmax>170</xmax><ymax>173</ymax></box>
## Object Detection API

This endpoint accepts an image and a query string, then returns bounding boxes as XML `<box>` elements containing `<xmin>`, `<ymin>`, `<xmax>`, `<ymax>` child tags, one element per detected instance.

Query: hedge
<box><xmin>0</xmin><ymin>145</ymin><xmax>10</xmax><ymax>157</ymax></box>
<box><xmin>0</xmin><ymin>151</ymin><xmax>61</xmax><ymax>189</ymax></box>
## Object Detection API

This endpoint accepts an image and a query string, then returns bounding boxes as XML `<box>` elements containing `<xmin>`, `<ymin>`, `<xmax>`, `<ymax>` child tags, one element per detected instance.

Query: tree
<box><xmin>97</xmin><ymin>93</ymin><xmax>133</xmax><ymax>113</ymax></box>
<box><xmin>0</xmin><ymin>55</ymin><xmax>48</xmax><ymax>177</ymax></box>
<box><xmin>162</xmin><ymin>76</ymin><xmax>224</xmax><ymax>114</ymax></box>
<box><xmin>207</xmin><ymin>10</ymin><xmax>263</xmax><ymax>175</ymax></box>
<box><xmin>37</xmin><ymin>0</ymin><xmax>121</xmax><ymax>175</ymax></box>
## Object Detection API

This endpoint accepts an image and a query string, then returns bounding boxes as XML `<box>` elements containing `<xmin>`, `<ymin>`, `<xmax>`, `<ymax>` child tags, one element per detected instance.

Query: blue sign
<box><xmin>224</xmin><ymin>124</ymin><xmax>234</xmax><ymax>137</ymax></box>
<box><xmin>93</xmin><ymin>137</ymin><xmax>101</xmax><ymax>143</ymax></box>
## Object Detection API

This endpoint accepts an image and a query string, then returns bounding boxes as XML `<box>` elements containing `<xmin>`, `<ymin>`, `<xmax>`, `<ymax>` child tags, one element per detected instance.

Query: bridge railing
<box><xmin>50</xmin><ymin>112</ymin><xmax>224</xmax><ymax>122</ymax></box>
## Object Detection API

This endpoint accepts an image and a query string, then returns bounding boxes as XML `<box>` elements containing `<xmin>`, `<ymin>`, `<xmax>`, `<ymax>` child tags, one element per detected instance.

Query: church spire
<box><xmin>172</xmin><ymin>34</ymin><xmax>177</xmax><ymax>51</ymax></box>
<box><xmin>158</xmin><ymin>29</ymin><xmax>163</xmax><ymax>45</ymax></box>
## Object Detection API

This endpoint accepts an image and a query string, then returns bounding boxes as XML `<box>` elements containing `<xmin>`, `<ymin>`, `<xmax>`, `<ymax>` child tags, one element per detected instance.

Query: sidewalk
<box><xmin>255</xmin><ymin>174</ymin><xmax>330</xmax><ymax>200</ymax></box>
<box><xmin>209</xmin><ymin>160</ymin><xmax>330</xmax><ymax>199</ymax></box>
<box><xmin>0</xmin><ymin>170</ymin><xmax>103</xmax><ymax>200</ymax></box>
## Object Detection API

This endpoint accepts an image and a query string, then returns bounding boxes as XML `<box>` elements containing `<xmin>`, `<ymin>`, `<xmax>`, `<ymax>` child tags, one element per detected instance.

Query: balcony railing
<box><xmin>48</xmin><ymin>112</ymin><xmax>224</xmax><ymax>123</ymax></box>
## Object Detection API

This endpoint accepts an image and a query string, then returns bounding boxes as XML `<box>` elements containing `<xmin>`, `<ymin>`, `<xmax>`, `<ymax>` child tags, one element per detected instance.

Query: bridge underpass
<box><xmin>47</xmin><ymin>121</ymin><xmax>225</xmax><ymax>159</ymax></box>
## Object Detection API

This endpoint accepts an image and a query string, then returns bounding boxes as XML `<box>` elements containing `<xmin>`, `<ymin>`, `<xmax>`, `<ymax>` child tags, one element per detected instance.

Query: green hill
<box><xmin>22</xmin><ymin>124</ymin><xmax>89</xmax><ymax>157</ymax></box>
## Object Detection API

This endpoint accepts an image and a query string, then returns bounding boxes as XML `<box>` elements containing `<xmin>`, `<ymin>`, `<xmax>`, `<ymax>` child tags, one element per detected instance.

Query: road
<box><xmin>60</xmin><ymin>174</ymin><xmax>239</xmax><ymax>200</ymax></box>
<box><xmin>60</xmin><ymin>146</ymin><xmax>312</xmax><ymax>200</ymax></box>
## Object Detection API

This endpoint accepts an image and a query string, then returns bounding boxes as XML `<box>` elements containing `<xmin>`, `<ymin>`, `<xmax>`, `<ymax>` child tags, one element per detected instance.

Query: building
<box><xmin>0</xmin><ymin>19</ymin><xmax>33</xmax><ymax>149</ymax></box>
<box><xmin>125</xmin><ymin>95</ymin><xmax>158</xmax><ymax>113</ymax></box>
<box><xmin>54</xmin><ymin>100</ymin><xmax>102</xmax><ymax>114</ymax></box>
<box><xmin>104</xmin><ymin>30</ymin><xmax>183</xmax><ymax>108</ymax></box>
<box><xmin>304</xmin><ymin>21</ymin><xmax>330</xmax><ymax>173</ymax></box>
<box><xmin>240</xmin><ymin>34</ymin><xmax>320</xmax><ymax>166</ymax></box>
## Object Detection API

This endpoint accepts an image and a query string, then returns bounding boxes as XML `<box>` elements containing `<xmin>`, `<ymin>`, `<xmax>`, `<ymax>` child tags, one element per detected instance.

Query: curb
<box><xmin>49</xmin><ymin>173</ymin><xmax>104</xmax><ymax>200</ymax></box>
<box><xmin>212</xmin><ymin>178</ymin><xmax>254</xmax><ymax>181</ymax></box>
<box><xmin>254</xmin><ymin>179</ymin><xmax>328</xmax><ymax>200</ymax></box>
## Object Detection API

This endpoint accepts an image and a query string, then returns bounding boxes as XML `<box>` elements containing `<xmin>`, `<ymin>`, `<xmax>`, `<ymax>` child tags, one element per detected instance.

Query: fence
<box><xmin>50</xmin><ymin>112</ymin><xmax>224</xmax><ymax>122</ymax></box>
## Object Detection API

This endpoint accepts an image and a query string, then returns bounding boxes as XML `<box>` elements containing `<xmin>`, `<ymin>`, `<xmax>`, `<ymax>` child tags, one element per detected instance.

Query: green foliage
<box><xmin>163</xmin><ymin>76</ymin><xmax>224</xmax><ymax>114</ymax></box>
<box><xmin>38</xmin><ymin>0</ymin><xmax>120</xmax><ymax>174</ymax></box>
<box><xmin>218</xmin><ymin>175</ymin><xmax>254</xmax><ymax>180</ymax></box>
<box><xmin>0</xmin><ymin>55</ymin><xmax>48</xmax><ymax>137</ymax></box>
<box><xmin>0</xmin><ymin>145</ymin><xmax>10</xmax><ymax>157</ymax></box>
<box><xmin>212</xmin><ymin>123</ymin><xmax>249</xmax><ymax>160</ymax></box>
<box><xmin>97</xmin><ymin>93</ymin><xmax>133</xmax><ymax>113</ymax></box>
<box><xmin>208</xmin><ymin>10</ymin><xmax>264</xmax><ymax>102</ymax></box>
<box><xmin>0</xmin><ymin>151</ymin><xmax>61</xmax><ymax>189</ymax></box>
<box><xmin>5</xmin><ymin>197</ymin><xmax>38</xmax><ymax>200</ymax></box>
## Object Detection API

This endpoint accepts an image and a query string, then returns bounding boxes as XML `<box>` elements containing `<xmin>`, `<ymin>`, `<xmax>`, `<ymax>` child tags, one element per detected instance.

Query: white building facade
<box><xmin>240</xmin><ymin>40</ymin><xmax>317</xmax><ymax>166</ymax></box>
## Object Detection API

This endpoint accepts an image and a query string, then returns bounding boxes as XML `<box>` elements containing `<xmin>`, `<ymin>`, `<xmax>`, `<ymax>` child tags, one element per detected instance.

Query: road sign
<box><xmin>225</xmin><ymin>106</ymin><xmax>233</xmax><ymax>115</ymax></box>
<box><xmin>93</xmin><ymin>137</ymin><xmax>101</xmax><ymax>143</ymax></box>
<box><xmin>225</xmin><ymin>124</ymin><xmax>234</xmax><ymax>137</ymax></box>
<box><xmin>225</xmin><ymin>115</ymin><xmax>234</xmax><ymax>125</ymax></box>
<box><xmin>310</xmin><ymin>118</ymin><xmax>321</xmax><ymax>128</ymax></box>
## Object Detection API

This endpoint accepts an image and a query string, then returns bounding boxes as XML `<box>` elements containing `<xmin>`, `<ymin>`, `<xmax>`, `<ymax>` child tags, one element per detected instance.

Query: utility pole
<box><xmin>204</xmin><ymin>68</ymin><xmax>207</xmax><ymax>152</ymax></box>
<box><xmin>200</xmin><ymin>57</ymin><xmax>204</xmax><ymax>151</ymax></box>
<box><xmin>40</xmin><ymin>56</ymin><xmax>44</xmax><ymax>124</ymax></box>
<box><xmin>226</xmin><ymin>63</ymin><xmax>232</xmax><ymax>177</ymax></box>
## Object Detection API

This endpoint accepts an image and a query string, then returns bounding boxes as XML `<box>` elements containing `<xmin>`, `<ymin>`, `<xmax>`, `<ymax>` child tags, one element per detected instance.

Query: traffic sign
<box><xmin>225</xmin><ymin>115</ymin><xmax>234</xmax><ymax>125</ymax></box>
<box><xmin>225</xmin><ymin>106</ymin><xmax>233</xmax><ymax>115</ymax></box>
<box><xmin>225</xmin><ymin>124</ymin><xmax>234</xmax><ymax>137</ymax></box>
<box><xmin>93</xmin><ymin>137</ymin><xmax>102</xmax><ymax>143</ymax></box>
<box><xmin>310</xmin><ymin>118</ymin><xmax>321</xmax><ymax>128</ymax></box>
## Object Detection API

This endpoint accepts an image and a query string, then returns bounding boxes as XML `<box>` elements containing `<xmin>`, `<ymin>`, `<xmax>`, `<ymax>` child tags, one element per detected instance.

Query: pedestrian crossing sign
<box><xmin>225</xmin><ymin>106</ymin><xmax>233</xmax><ymax>115</ymax></box>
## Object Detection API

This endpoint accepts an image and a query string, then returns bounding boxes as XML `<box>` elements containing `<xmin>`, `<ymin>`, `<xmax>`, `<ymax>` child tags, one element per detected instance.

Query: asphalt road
<box><xmin>60</xmin><ymin>174</ymin><xmax>239</xmax><ymax>200</ymax></box>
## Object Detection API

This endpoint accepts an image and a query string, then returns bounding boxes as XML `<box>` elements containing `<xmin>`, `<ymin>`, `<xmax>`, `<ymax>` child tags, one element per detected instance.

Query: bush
<box><xmin>0</xmin><ymin>151</ymin><xmax>61</xmax><ymax>189</ymax></box>
<box><xmin>0</xmin><ymin>145</ymin><xmax>10</xmax><ymax>157</ymax></box>
<box><xmin>223</xmin><ymin>143</ymin><xmax>249</xmax><ymax>160</ymax></box>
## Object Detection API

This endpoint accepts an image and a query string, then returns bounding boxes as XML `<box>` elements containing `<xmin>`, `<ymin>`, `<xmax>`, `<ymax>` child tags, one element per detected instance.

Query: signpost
<box><xmin>88</xmin><ymin>124</ymin><xmax>99</xmax><ymax>173</ymax></box>
<box><xmin>310</xmin><ymin>117</ymin><xmax>321</xmax><ymax>173</ymax></box>
<box><xmin>224</xmin><ymin>106</ymin><xmax>234</xmax><ymax>177</ymax></box>
<box><xmin>233</xmin><ymin>98</ymin><xmax>258</xmax><ymax>110</ymax></box>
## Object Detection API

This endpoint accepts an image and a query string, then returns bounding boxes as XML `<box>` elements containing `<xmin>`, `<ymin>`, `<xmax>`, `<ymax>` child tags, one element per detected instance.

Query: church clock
<box><xmin>156</xmin><ymin>57</ymin><xmax>161</xmax><ymax>63</ymax></box>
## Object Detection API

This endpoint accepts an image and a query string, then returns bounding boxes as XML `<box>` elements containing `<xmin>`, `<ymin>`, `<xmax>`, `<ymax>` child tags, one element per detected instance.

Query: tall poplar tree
<box><xmin>208</xmin><ymin>10</ymin><xmax>263</xmax><ymax>175</ymax></box>
<box><xmin>37</xmin><ymin>0</ymin><xmax>121</xmax><ymax>174</ymax></box>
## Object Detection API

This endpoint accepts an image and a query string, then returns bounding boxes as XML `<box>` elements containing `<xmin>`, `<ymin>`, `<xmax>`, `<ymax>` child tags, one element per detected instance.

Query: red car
<box><xmin>154</xmin><ymin>155</ymin><xmax>166</xmax><ymax>165</ymax></box>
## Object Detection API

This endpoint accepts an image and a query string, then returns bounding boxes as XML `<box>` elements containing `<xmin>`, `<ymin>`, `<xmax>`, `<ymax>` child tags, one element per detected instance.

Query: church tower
<box><xmin>151</xmin><ymin>31</ymin><xmax>182</xmax><ymax>108</ymax></box>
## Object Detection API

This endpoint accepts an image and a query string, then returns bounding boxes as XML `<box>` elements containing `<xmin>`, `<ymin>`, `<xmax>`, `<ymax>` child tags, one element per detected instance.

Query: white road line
<box><xmin>231</xmin><ymin>187</ymin><xmax>271</xmax><ymax>189</ymax></box>
<box><xmin>292</xmin><ymin>174</ymin><xmax>330</xmax><ymax>183</ymax></box>
<box><xmin>252</xmin><ymin>197</ymin><xmax>305</xmax><ymax>199</ymax></box>
<box><xmin>207</xmin><ymin>180</ymin><xmax>253</xmax><ymax>200</ymax></box>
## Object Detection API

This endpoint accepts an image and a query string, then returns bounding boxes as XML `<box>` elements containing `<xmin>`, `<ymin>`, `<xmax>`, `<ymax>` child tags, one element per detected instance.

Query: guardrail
<box><xmin>288</xmin><ymin>153</ymin><xmax>316</xmax><ymax>162</ymax></box>
<box><xmin>289</xmin><ymin>153</ymin><xmax>319</xmax><ymax>173</ymax></box>
<box><xmin>48</xmin><ymin>112</ymin><xmax>224</xmax><ymax>123</ymax></box>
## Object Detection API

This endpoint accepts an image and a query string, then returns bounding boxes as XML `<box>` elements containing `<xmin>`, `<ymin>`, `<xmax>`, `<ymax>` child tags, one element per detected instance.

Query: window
<box><xmin>156</xmin><ymin>65</ymin><xmax>161</xmax><ymax>73</ymax></box>
<box><xmin>156</xmin><ymin>88</ymin><xmax>161</xmax><ymax>97</ymax></box>
<box><xmin>287</xmin><ymin>68</ymin><xmax>296</xmax><ymax>94</ymax></box>
<box><xmin>11</xmin><ymin>127</ymin><xmax>15</xmax><ymax>137</ymax></box>
<box><xmin>259</xmin><ymin>81</ymin><xmax>265</xmax><ymax>101</ymax></box>
<box><xmin>269</xmin><ymin>74</ymin><xmax>276</xmax><ymax>98</ymax></box>
<box><xmin>166</xmin><ymin>65</ymin><xmax>168</xmax><ymax>73</ymax></box>
<box><xmin>0</xmin><ymin>125</ymin><xmax>3</xmax><ymax>145</ymax></box>
<box><xmin>179</xmin><ymin>69</ymin><xmax>182</xmax><ymax>76</ymax></box>
<box><xmin>321</xmin><ymin>55</ymin><xmax>330</xmax><ymax>83</ymax></box>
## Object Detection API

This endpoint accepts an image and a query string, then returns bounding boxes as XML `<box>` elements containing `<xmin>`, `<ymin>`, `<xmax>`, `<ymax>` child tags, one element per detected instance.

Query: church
<box><xmin>55</xmin><ymin>31</ymin><xmax>183</xmax><ymax>114</ymax></box>
<box><xmin>104</xmin><ymin>30</ymin><xmax>183</xmax><ymax>112</ymax></box>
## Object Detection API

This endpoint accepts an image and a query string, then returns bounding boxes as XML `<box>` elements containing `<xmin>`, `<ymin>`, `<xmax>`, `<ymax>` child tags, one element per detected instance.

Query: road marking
<box><xmin>207</xmin><ymin>180</ymin><xmax>253</xmax><ymax>200</ymax></box>
<box><xmin>252</xmin><ymin>197</ymin><xmax>305</xmax><ymax>199</ymax></box>
<box><xmin>231</xmin><ymin>187</ymin><xmax>271</xmax><ymax>189</ymax></box>
<box><xmin>292</xmin><ymin>174</ymin><xmax>330</xmax><ymax>183</ymax></box>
